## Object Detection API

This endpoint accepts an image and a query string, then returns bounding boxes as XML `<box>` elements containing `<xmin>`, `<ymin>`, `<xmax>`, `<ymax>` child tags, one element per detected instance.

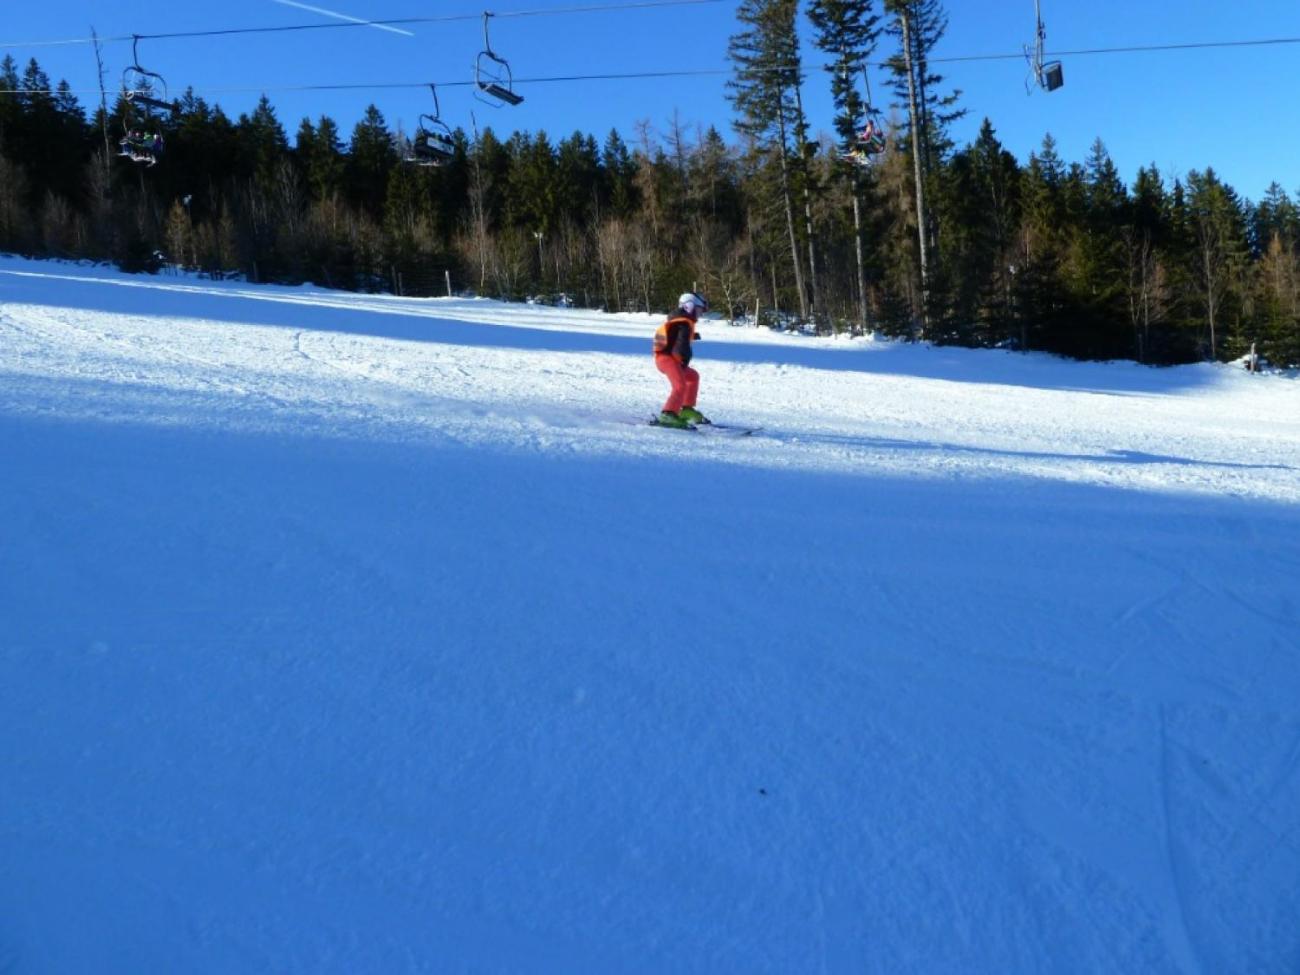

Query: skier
<box><xmin>653</xmin><ymin>291</ymin><xmax>710</xmax><ymax>428</ymax></box>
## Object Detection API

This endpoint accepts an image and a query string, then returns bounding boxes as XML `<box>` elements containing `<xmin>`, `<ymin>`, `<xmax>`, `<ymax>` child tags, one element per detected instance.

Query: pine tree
<box><xmin>0</xmin><ymin>56</ymin><xmax>21</xmax><ymax>149</ymax></box>
<box><xmin>600</xmin><ymin>129</ymin><xmax>638</xmax><ymax>219</ymax></box>
<box><xmin>297</xmin><ymin>115</ymin><xmax>346</xmax><ymax>203</ymax></box>
<box><xmin>883</xmin><ymin>0</ymin><xmax>963</xmax><ymax>333</ymax></box>
<box><xmin>728</xmin><ymin>0</ymin><xmax>810</xmax><ymax>320</ymax></box>
<box><xmin>808</xmin><ymin>0</ymin><xmax>882</xmax><ymax>330</ymax></box>
<box><xmin>238</xmin><ymin>95</ymin><xmax>289</xmax><ymax>189</ymax></box>
<box><xmin>1015</xmin><ymin>135</ymin><xmax>1069</xmax><ymax>352</ymax></box>
<box><xmin>1122</xmin><ymin>165</ymin><xmax>1172</xmax><ymax>362</ymax></box>
<box><xmin>884</xmin><ymin>0</ymin><xmax>962</xmax><ymax>172</ymax></box>
<box><xmin>555</xmin><ymin>131</ymin><xmax>600</xmax><ymax>227</ymax></box>
<box><xmin>1075</xmin><ymin>138</ymin><xmax>1129</xmax><ymax>356</ymax></box>
<box><xmin>347</xmin><ymin>104</ymin><xmax>396</xmax><ymax>217</ymax></box>
<box><xmin>943</xmin><ymin>119</ymin><xmax>1021</xmax><ymax>343</ymax></box>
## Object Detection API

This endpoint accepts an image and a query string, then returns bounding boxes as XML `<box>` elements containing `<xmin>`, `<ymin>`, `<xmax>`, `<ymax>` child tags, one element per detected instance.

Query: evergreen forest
<box><xmin>2</xmin><ymin>0</ymin><xmax>1298</xmax><ymax>367</ymax></box>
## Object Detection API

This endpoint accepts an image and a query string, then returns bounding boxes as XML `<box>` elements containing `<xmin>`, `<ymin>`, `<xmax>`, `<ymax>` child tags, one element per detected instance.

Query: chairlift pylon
<box><xmin>474</xmin><ymin>12</ymin><xmax>524</xmax><ymax>107</ymax></box>
<box><xmin>407</xmin><ymin>84</ymin><xmax>457</xmax><ymax>166</ymax></box>
<box><xmin>1025</xmin><ymin>0</ymin><xmax>1064</xmax><ymax>93</ymax></box>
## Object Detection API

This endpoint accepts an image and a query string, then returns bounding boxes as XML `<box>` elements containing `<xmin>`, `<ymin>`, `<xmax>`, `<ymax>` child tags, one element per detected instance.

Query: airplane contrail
<box><xmin>271</xmin><ymin>0</ymin><xmax>416</xmax><ymax>37</ymax></box>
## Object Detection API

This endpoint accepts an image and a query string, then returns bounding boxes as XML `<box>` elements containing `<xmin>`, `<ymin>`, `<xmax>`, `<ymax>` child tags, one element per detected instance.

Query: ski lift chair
<box><xmin>122</xmin><ymin>35</ymin><xmax>172</xmax><ymax>114</ymax></box>
<box><xmin>475</xmin><ymin>12</ymin><xmax>524</xmax><ymax>107</ymax></box>
<box><xmin>845</xmin><ymin>62</ymin><xmax>886</xmax><ymax>167</ymax></box>
<box><xmin>118</xmin><ymin>36</ymin><xmax>171</xmax><ymax>166</ymax></box>
<box><xmin>408</xmin><ymin>87</ymin><xmax>457</xmax><ymax>166</ymax></box>
<box><xmin>1025</xmin><ymin>1</ymin><xmax>1064</xmax><ymax>93</ymax></box>
<box><xmin>411</xmin><ymin>123</ymin><xmax>457</xmax><ymax>166</ymax></box>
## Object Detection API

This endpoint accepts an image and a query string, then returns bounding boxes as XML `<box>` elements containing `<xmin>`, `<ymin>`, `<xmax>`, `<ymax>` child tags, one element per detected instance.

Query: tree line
<box><xmin>1</xmin><ymin>1</ymin><xmax>1297</xmax><ymax>367</ymax></box>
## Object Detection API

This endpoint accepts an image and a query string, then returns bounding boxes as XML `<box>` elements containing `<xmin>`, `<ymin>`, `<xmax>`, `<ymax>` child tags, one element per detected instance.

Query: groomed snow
<box><xmin>2</xmin><ymin>256</ymin><xmax>1298</xmax><ymax>973</ymax></box>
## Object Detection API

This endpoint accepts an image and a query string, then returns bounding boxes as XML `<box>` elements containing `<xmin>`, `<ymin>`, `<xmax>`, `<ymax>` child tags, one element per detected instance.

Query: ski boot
<box><xmin>656</xmin><ymin>410</ymin><xmax>693</xmax><ymax>429</ymax></box>
<box><xmin>678</xmin><ymin>405</ymin><xmax>710</xmax><ymax>425</ymax></box>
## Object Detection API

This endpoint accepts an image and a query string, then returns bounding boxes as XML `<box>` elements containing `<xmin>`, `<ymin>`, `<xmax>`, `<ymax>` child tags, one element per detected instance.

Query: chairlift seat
<box><xmin>127</xmin><ymin>93</ymin><xmax>173</xmax><ymax>113</ymax></box>
<box><xmin>122</xmin><ymin>60</ymin><xmax>170</xmax><ymax>114</ymax></box>
<box><xmin>477</xmin><ymin>80</ymin><xmax>523</xmax><ymax>107</ymax></box>
<box><xmin>474</xmin><ymin>16</ymin><xmax>524</xmax><ymax>108</ymax></box>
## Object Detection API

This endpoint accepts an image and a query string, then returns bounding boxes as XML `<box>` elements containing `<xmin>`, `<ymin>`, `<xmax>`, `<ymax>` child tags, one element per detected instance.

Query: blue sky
<box><xmin>4</xmin><ymin>1</ymin><xmax>1299</xmax><ymax>202</ymax></box>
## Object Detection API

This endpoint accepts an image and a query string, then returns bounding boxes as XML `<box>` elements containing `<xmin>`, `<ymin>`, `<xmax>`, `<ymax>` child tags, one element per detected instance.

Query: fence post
<box><xmin>446</xmin><ymin>269</ymin><xmax>452</xmax><ymax>297</ymax></box>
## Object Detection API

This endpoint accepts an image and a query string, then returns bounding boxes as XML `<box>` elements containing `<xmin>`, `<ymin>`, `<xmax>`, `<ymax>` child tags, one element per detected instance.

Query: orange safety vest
<box><xmin>653</xmin><ymin>316</ymin><xmax>695</xmax><ymax>357</ymax></box>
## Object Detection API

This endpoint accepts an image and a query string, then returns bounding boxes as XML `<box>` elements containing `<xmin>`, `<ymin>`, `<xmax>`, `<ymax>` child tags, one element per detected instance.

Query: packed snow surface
<box><xmin>2</xmin><ymin>256</ymin><xmax>1299</xmax><ymax>974</ymax></box>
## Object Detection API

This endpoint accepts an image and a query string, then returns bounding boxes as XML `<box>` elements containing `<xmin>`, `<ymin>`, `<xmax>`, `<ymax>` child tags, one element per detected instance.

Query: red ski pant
<box><xmin>655</xmin><ymin>355</ymin><xmax>699</xmax><ymax>413</ymax></box>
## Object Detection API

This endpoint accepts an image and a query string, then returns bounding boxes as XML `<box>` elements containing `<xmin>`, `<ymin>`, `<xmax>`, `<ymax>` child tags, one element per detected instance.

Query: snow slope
<box><xmin>2</xmin><ymin>256</ymin><xmax>1299</xmax><ymax>974</ymax></box>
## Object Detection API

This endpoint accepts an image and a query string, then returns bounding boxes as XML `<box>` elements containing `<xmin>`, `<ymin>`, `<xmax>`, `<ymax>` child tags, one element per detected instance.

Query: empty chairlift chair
<box><xmin>475</xmin><ymin>12</ymin><xmax>524</xmax><ymax>107</ymax></box>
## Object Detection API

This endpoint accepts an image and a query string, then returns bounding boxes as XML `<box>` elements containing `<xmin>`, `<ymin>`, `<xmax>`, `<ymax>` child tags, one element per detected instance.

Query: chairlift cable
<box><xmin>7</xmin><ymin>33</ymin><xmax>1300</xmax><ymax>95</ymax></box>
<box><xmin>1</xmin><ymin>69</ymin><xmax>733</xmax><ymax>98</ymax></box>
<box><xmin>0</xmin><ymin>0</ymin><xmax>729</xmax><ymax>50</ymax></box>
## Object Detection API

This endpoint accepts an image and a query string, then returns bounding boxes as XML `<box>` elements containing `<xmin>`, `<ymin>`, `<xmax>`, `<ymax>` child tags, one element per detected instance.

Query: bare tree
<box><xmin>1121</xmin><ymin>226</ymin><xmax>1168</xmax><ymax>362</ymax></box>
<box><xmin>1193</xmin><ymin>213</ymin><xmax>1229</xmax><ymax>360</ymax></box>
<box><xmin>595</xmin><ymin>218</ymin><xmax>629</xmax><ymax>311</ymax></box>
<box><xmin>465</xmin><ymin>144</ymin><xmax>492</xmax><ymax>294</ymax></box>
<box><xmin>633</xmin><ymin>120</ymin><xmax>662</xmax><ymax>239</ymax></box>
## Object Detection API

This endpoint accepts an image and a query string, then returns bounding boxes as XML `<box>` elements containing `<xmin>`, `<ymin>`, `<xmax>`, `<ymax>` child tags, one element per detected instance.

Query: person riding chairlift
<box><xmin>120</xmin><ymin>128</ymin><xmax>163</xmax><ymax>165</ymax></box>
<box><xmin>853</xmin><ymin>118</ymin><xmax>885</xmax><ymax>160</ymax></box>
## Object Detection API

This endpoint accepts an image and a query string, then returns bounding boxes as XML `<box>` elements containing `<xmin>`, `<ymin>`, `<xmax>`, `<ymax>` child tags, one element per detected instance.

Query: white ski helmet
<box><xmin>678</xmin><ymin>291</ymin><xmax>709</xmax><ymax>315</ymax></box>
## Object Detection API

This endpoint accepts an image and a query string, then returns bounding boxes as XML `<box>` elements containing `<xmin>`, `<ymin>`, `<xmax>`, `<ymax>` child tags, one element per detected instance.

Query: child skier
<box><xmin>653</xmin><ymin>292</ymin><xmax>710</xmax><ymax>428</ymax></box>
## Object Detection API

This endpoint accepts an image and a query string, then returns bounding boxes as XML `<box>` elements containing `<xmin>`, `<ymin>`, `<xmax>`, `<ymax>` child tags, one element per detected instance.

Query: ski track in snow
<box><xmin>2</xmin><ymin>258</ymin><xmax>1300</xmax><ymax>974</ymax></box>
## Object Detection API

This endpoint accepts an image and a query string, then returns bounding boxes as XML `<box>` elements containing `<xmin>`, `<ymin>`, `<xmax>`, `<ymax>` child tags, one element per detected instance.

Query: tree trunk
<box><xmin>791</xmin><ymin>83</ymin><xmax>821</xmax><ymax>325</ymax></box>
<box><xmin>899</xmin><ymin>7</ymin><xmax>930</xmax><ymax>339</ymax></box>
<box><xmin>775</xmin><ymin>102</ymin><xmax>809</xmax><ymax>321</ymax></box>
<box><xmin>91</xmin><ymin>29</ymin><xmax>113</xmax><ymax>190</ymax></box>
<box><xmin>851</xmin><ymin>171</ymin><xmax>870</xmax><ymax>333</ymax></box>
